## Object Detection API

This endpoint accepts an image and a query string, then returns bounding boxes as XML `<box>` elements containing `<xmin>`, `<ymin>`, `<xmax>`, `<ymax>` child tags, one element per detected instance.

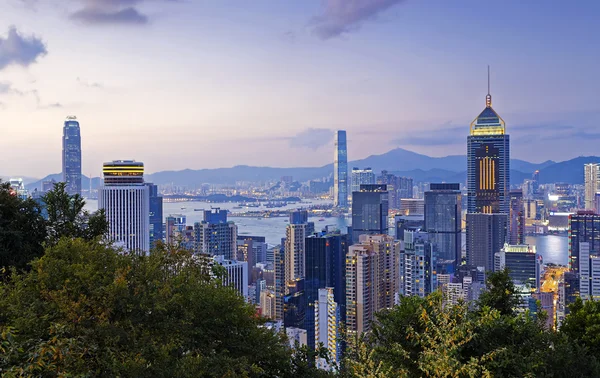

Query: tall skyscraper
<box><xmin>99</xmin><ymin>160</ymin><xmax>150</xmax><ymax>253</ymax></box>
<box><xmin>315</xmin><ymin>287</ymin><xmax>340</xmax><ymax>370</ymax></box>
<box><xmin>509</xmin><ymin>189</ymin><xmax>524</xmax><ymax>245</ymax></box>
<box><xmin>466</xmin><ymin>69</ymin><xmax>510</xmax><ymax>271</ymax></box>
<box><xmin>568</xmin><ymin>211</ymin><xmax>600</xmax><ymax>273</ymax></box>
<box><xmin>494</xmin><ymin>243</ymin><xmax>541</xmax><ymax>290</ymax></box>
<box><xmin>304</xmin><ymin>230</ymin><xmax>349</xmax><ymax>350</ymax></box>
<box><xmin>424</xmin><ymin>183</ymin><xmax>462</xmax><ymax>263</ymax></box>
<box><xmin>146</xmin><ymin>183</ymin><xmax>163</xmax><ymax>248</ymax></box>
<box><xmin>351</xmin><ymin>167</ymin><xmax>375</xmax><ymax>194</ymax></box>
<box><xmin>351</xmin><ymin>184</ymin><xmax>389</xmax><ymax>243</ymax></box>
<box><xmin>285</xmin><ymin>211</ymin><xmax>311</xmax><ymax>283</ymax></box>
<box><xmin>193</xmin><ymin>209</ymin><xmax>237</xmax><ymax>259</ymax></box>
<box><xmin>378</xmin><ymin>170</ymin><xmax>399</xmax><ymax>209</ymax></box>
<box><xmin>584</xmin><ymin>163</ymin><xmax>600</xmax><ymax>210</ymax></box>
<box><xmin>214</xmin><ymin>255</ymin><xmax>249</xmax><ymax>299</ymax></box>
<box><xmin>334</xmin><ymin>130</ymin><xmax>348</xmax><ymax>208</ymax></box>
<box><xmin>62</xmin><ymin>116</ymin><xmax>82</xmax><ymax>196</ymax></box>
<box><xmin>399</xmin><ymin>230</ymin><xmax>435</xmax><ymax>297</ymax></box>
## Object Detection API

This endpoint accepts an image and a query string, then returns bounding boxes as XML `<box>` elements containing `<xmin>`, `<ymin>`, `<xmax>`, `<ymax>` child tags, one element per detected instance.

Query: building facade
<box><xmin>98</xmin><ymin>160</ymin><xmax>150</xmax><ymax>253</ymax></box>
<box><xmin>62</xmin><ymin>116</ymin><xmax>82</xmax><ymax>196</ymax></box>
<box><xmin>584</xmin><ymin>163</ymin><xmax>600</xmax><ymax>210</ymax></box>
<box><xmin>193</xmin><ymin>209</ymin><xmax>237</xmax><ymax>259</ymax></box>
<box><xmin>424</xmin><ymin>183</ymin><xmax>462</xmax><ymax>263</ymax></box>
<box><xmin>568</xmin><ymin>211</ymin><xmax>600</xmax><ymax>273</ymax></box>
<box><xmin>494</xmin><ymin>243</ymin><xmax>541</xmax><ymax>290</ymax></box>
<box><xmin>315</xmin><ymin>287</ymin><xmax>340</xmax><ymax>370</ymax></box>
<box><xmin>466</xmin><ymin>213</ymin><xmax>508</xmax><ymax>271</ymax></box>
<box><xmin>351</xmin><ymin>167</ymin><xmax>376</xmax><ymax>194</ymax></box>
<box><xmin>146</xmin><ymin>183</ymin><xmax>163</xmax><ymax>248</ymax></box>
<box><xmin>509</xmin><ymin>189</ymin><xmax>525</xmax><ymax>245</ymax></box>
<box><xmin>334</xmin><ymin>130</ymin><xmax>348</xmax><ymax>208</ymax></box>
<box><xmin>351</xmin><ymin>184</ymin><xmax>389</xmax><ymax>244</ymax></box>
<box><xmin>214</xmin><ymin>255</ymin><xmax>249</xmax><ymax>299</ymax></box>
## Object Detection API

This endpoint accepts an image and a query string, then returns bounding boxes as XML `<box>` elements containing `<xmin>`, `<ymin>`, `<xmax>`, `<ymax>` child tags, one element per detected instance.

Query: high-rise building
<box><xmin>399</xmin><ymin>230</ymin><xmax>435</xmax><ymax>297</ymax></box>
<box><xmin>146</xmin><ymin>183</ymin><xmax>163</xmax><ymax>248</ymax></box>
<box><xmin>351</xmin><ymin>167</ymin><xmax>376</xmax><ymax>194</ymax></box>
<box><xmin>214</xmin><ymin>255</ymin><xmax>249</xmax><ymax>299</ymax></box>
<box><xmin>62</xmin><ymin>116</ymin><xmax>82</xmax><ymax>196</ymax></box>
<box><xmin>193</xmin><ymin>209</ymin><xmax>237</xmax><ymax>259</ymax></box>
<box><xmin>424</xmin><ymin>183</ymin><xmax>462</xmax><ymax>263</ymax></box>
<box><xmin>584</xmin><ymin>163</ymin><xmax>600</xmax><ymax>210</ymax></box>
<box><xmin>99</xmin><ymin>160</ymin><xmax>150</xmax><ymax>253</ymax></box>
<box><xmin>494</xmin><ymin>243</ymin><xmax>541</xmax><ymax>290</ymax></box>
<box><xmin>509</xmin><ymin>189</ymin><xmax>525</xmax><ymax>245</ymax></box>
<box><xmin>274</xmin><ymin>245</ymin><xmax>285</xmax><ymax>321</ymax></box>
<box><xmin>284</xmin><ymin>211</ymin><xmax>312</xmax><ymax>284</ymax></box>
<box><xmin>466</xmin><ymin>70</ymin><xmax>510</xmax><ymax>271</ymax></box>
<box><xmin>568</xmin><ymin>211</ymin><xmax>600</xmax><ymax>273</ymax></box>
<box><xmin>398</xmin><ymin>177</ymin><xmax>414</xmax><ymax>199</ymax></box>
<box><xmin>315</xmin><ymin>287</ymin><xmax>340</xmax><ymax>370</ymax></box>
<box><xmin>466</xmin><ymin>213</ymin><xmax>508</xmax><ymax>271</ymax></box>
<box><xmin>334</xmin><ymin>130</ymin><xmax>348</xmax><ymax>208</ymax></box>
<box><xmin>351</xmin><ymin>184</ymin><xmax>389</xmax><ymax>243</ymax></box>
<box><xmin>378</xmin><ymin>170</ymin><xmax>399</xmax><ymax>209</ymax></box>
<box><xmin>304</xmin><ymin>231</ymin><xmax>349</xmax><ymax>350</ymax></box>
<box><xmin>577</xmin><ymin>242</ymin><xmax>600</xmax><ymax>301</ymax></box>
<box><xmin>346</xmin><ymin>234</ymin><xmax>398</xmax><ymax>338</ymax></box>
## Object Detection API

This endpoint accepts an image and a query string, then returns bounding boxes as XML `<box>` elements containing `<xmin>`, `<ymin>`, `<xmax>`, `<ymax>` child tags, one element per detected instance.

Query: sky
<box><xmin>1</xmin><ymin>0</ymin><xmax>600</xmax><ymax>178</ymax></box>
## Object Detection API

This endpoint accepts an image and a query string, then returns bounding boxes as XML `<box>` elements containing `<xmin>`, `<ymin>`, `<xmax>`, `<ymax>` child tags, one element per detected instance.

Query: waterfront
<box><xmin>85</xmin><ymin>200</ymin><xmax>569</xmax><ymax>265</ymax></box>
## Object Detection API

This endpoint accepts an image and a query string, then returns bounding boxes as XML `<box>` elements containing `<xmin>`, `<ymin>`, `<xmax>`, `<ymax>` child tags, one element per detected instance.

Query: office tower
<box><xmin>315</xmin><ymin>288</ymin><xmax>340</xmax><ymax>370</ymax></box>
<box><xmin>304</xmin><ymin>231</ymin><xmax>349</xmax><ymax>350</ymax></box>
<box><xmin>260</xmin><ymin>289</ymin><xmax>277</xmax><ymax>319</ymax></box>
<box><xmin>509</xmin><ymin>189</ymin><xmax>524</xmax><ymax>244</ymax></box>
<box><xmin>193</xmin><ymin>209</ymin><xmax>237</xmax><ymax>259</ymax></box>
<box><xmin>399</xmin><ymin>230</ymin><xmax>435</xmax><ymax>297</ymax></box>
<box><xmin>558</xmin><ymin>272</ymin><xmax>580</xmax><ymax>321</ymax></box>
<box><xmin>577</xmin><ymin>242</ymin><xmax>600</xmax><ymax>301</ymax></box>
<box><xmin>351</xmin><ymin>184</ymin><xmax>389</xmax><ymax>243</ymax></box>
<box><xmin>214</xmin><ymin>255</ymin><xmax>249</xmax><ymax>299</ymax></box>
<box><xmin>399</xmin><ymin>198</ymin><xmax>425</xmax><ymax>215</ymax></box>
<box><xmin>62</xmin><ymin>116</ymin><xmax>82</xmax><ymax>196</ymax></box>
<box><xmin>237</xmin><ymin>235</ymin><xmax>267</xmax><ymax>263</ymax></box>
<box><xmin>283</xmin><ymin>278</ymin><xmax>305</xmax><ymax>329</ymax></box>
<box><xmin>346</xmin><ymin>234</ymin><xmax>398</xmax><ymax>338</ymax></box>
<box><xmin>145</xmin><ymin>183</ymin><xmax>163</xmax><ymax>248</ymax></box>
<box><xmin>466</xmin><ymin>71</ymin><xmax>510</xmax><ymax>271</ymax></box>
<box><xmin>378</xmin><ymin>170</ymin><xmax>398</xmax><ymax>209</ymax></box>
<box><xmin>494</xmin><ymin>243</ymin><xmax>541</xmax><ymax>290</ymax></box>
<box><xmin>395</xmin><ymin>214</ymin><xmax>425</xmax><ymax>240</ymax></box>
<box><xmin>99</xmin><ymin>160</ymin><xmax>150</xmax><ymax>253</ymax></box>
<box><xmin>274</xmin><ymin>245</ymin><xmax>285</xmax><ymax>320</ymax></box>
<box><xmin>334</xmin><ymin>130</ymin><xmax>348</xmax><ymax>208</ymax></box>
<box><xmin>351</xmin><ymin>167</ymin><xmax>376</xmax><ymax>194</ymax></box>
<box><xmin>466</xmin><ymin>213</ymin><xmax>508</xmax><ymax>271</ymax></box>
<box><xmin>165</xmin><ymin>214</ymin><xmax>186</xmax><ymax>245</ymax></box>
<box><xmin>398</xmin><ymin>177</ymin><xmax>414</xmax><ymax>199</ymax></box>
<box><xmin>424</xmin><ymin>183</ymin><xmax>462</xmax><ymax>263</ymax></box>
<box><xmin>568</xmin><ymin>211</ymin><xmax>600</xmax><ymax>273</ymax></box>
<box><xmin>584</xmin><ymin>163</ymin><xmax>600</xmax><ymax>210</ymax></box>
<box><xmin>285</xmin><ymin>210</ymin><xmax>310</xmax><ymax>284</ymax></box>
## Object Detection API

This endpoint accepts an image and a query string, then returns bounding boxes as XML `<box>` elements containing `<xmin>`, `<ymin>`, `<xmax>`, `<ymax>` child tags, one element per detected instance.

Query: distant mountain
<box><xmin>538</xmin><ymin>157</ymin><xmax>600</xmax><ymax>184</ymax></box>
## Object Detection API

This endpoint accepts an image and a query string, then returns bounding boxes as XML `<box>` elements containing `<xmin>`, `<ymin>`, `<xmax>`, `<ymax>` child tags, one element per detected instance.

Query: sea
<box><xmin>85</xmin><ymin>200</ymin><xmax>569</xmax><ymax>266</ymax></box>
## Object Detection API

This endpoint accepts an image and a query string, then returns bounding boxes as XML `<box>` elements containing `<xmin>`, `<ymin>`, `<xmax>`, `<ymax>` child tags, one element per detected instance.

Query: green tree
<box><xmin>477</xmin><ymin>268</ymin><xmax>521</xmax><ymax>316</ymax></box>
<box><xmin>561</xmin><ymin>298</ymin><xmax>600</xmax><ymax>356</ymax></box>
<box><xmin>43</xmin><ymin>182</ymin><xmax>108</xmax><ymax>245</ymax></box>
<box><xmin>0</xmin><ymin>180</ymin><xmax>46</xmax><ymax>271</ymax></box>
<box><xmin>0</xmin><ymin>239</ymin><xmax>299</xmax><ymax>377</ymax></box>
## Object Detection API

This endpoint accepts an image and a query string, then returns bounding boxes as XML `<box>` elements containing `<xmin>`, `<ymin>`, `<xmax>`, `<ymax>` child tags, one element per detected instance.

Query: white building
<box><xmin>99</xmin><ymin>160</ymin><xmax>150</xmax><ymax>253</ymax></box>
<box><xmin>579</xmin><ymin>242</ymin><xmax>600</xmax><ymax>301</ymax></box>
<box><xmin>214</xmin><ymin>255</ymin><xmax>249</xmax><ymax>299</ymax></box>
<box><xmin>584</xmin><ymin>163</ymin><xmax>600</xmax><ymax>210</ymax></box>
<box><xmin>286</xmin><ymin>327</ymin><xmax>308</xmax><ymax>349</ymax></box>
<box><xmin>315</xmin><ymin>288</ymin><xmax>339</xmax><ymax>370</ymax></box>
<box><xmin>399</xmin><ymin>230</ymin><xmax>435</xmax><ymax>298</ymax></box>
<box><xmin>351</xmin><ymin>167</ymin><xmax>375</xmax><ymax>194</ymax></box>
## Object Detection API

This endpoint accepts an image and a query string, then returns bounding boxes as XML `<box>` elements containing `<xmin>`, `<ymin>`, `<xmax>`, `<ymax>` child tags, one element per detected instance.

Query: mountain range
<box><xmin>16</xmin><ymin>148</ymin><xmax>598</xmax><ymax>190</ymax></box>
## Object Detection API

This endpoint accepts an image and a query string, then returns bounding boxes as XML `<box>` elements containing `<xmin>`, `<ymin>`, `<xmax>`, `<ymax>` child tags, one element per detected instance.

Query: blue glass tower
<box><xmin>146</xmin><ymin>183</ymin><xmax>163</xmax><ymax>248</ymax></box>
<box><xmin>334</xmin><ymin>130</ymin><xmax>348</xmax><ymax>208</ymax></box>
<box><xmin>62</xmin><ymin>116</ymin><xmax>82</xmax><ymax>196</ymax></box>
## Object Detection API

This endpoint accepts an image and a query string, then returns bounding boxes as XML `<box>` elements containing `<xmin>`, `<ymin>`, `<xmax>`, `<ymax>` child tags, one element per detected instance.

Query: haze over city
<box><xmin>1</xmin><ymin>0</ymin><xmax>600</xmax><ymax>177</ymax></box>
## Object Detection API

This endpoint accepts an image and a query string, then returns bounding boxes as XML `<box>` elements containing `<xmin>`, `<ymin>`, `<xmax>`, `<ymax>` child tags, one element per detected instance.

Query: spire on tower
<box><xmin>486</xmin><ymin>65</ymin><xmax>492</xmax><ymax>108</ymax></box>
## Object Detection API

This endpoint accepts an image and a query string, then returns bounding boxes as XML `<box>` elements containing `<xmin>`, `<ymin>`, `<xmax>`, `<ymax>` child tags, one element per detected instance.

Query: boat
<box><xmin>194</xmin><ymin>209</ymin><xmax>203</xmax><ymax>211</ymax></box>
<box><xmin>181</xmin><ymin>207</ymin><xmax>186</xmax><ymax>210</ymax></box>
<box><xmin>319</xmin><ymin>218</ymin><xmax>325</xmax><ymax>221</ymax></box>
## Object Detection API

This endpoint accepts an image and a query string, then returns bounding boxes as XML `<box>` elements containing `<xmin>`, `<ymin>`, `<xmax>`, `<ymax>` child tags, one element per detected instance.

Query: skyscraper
<box><xmin>193</xmin><ymin>209</ymin><xmax>237</xmax><ymax>259</ymax></box>
<box><xmin>351</xmin><ymin>167</ymin><xmax>375</xmax><ymax>194</ymax></box>
<box><xmin>334</xmin><ymin>130</ymin><xmax>348</xmax><ymax>208</ymax></box>
<box><xmin>62</xmin><ymin>116</ymin><xmax>82</xmax><ymax>196</ymax></box>
<box><xmin>494</xmin><ymin>243</ymin><xmax>541</xmax><ymax>290</ymax></box>
<box><xmin>351</xmin><ymin>184</ymin><xmax>389</xmax><ymax>243</ymax></box>
<box><xmin>99</xmin><ymin>160</ymin><xmax>150</xmax><ymax>253</ymax></box>
<box><xmin>424</xmin><ymin>183</ymin><xmax>462</xmax><ymax>263</ymax></box>
<box><xmin>466</xmin><ymin>69</ymin><xmax>510</xmax><ymax>271</ymax></box>
<box><xmin>509</xmin><ymin>189</ymin><xmax>524</xmax><ymax>245</ymax></box>
<box><xmin>146</xmin><ymin>183</ymin><xmax>163</xmax><ymax>248</ymax></box>
<box><xmin>315</xmin><ymin>287</ymin><xmax>340</xmax><ymax>370</ymax></box>
<box><xmin>568</xmin><ymin>211</ymin><xmax>600</xmax><ymax>273</ymax></box>
<box><xmin>584</xmin><ymin>163</ymin><xmax>600</xmax><ymax>210</ymax></box>
<box><xmin>285</xmin><ymin>211</ymin><xmax>311</xmax><ymax>283</ymax></box>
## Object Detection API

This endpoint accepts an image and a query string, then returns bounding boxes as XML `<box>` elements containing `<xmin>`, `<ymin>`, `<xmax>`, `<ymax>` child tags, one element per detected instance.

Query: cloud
<box><xmin>279</xmin><ymin>128</ymin><xmax>335</xmax><ymax>150</ymax></box>
<box><xmin>0</xmin><ymin>26</ymin><xmax>47</xmax><ymax>70</ymax></box>
<box><xmin>311</xmin><ymin>0</ymin><xmax>407</xmax><ymax>40</ymax></box>
<box><xmin>77</xmin><ymin>77</ymin><xmax>104</xmax><ymax>88</ymax></box>
<box><xmin>0</xmin><ymin>81</ymin><xmax>25</xmax><ymax>96</ymax></box>
<box><xmin>69</xmin><ymin>0</ymin><xmax>176</xmax><ymax>25</ymax></box>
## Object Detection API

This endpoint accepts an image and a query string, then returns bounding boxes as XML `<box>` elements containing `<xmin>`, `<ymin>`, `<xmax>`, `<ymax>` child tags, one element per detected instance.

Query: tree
<box><xmin>561</xmin><ymin>298</ymin><xmax>600</xmax><ymax>357</ymax></box>
<box><xmin>0</xmin><ymin>180</ymin><xmax>46</xmax><ymax>271</ymax></box>
<box><xmin>0</xmin><ymin>239</ymin><xmax>300</xmax><ymax>377</ymax></box>
<box><xmin>477</xmin><ymin>268</ymin><xmax>521</xmax><ymax>316</ymax></box>
<box><xmin>43</xmin><ymin>182</ymin><xmax>108</xmax><ymax>245</ymax></box>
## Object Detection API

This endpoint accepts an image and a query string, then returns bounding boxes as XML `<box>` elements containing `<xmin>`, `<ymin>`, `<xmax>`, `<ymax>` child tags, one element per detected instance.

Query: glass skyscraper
<box><xmin>146</xmin><ymin>183</ymin><xmax>163</xmax><ymax>248</ymax></box>
<box><xmin>424</xmin><ymin>183</ymin><xmax>462</xmax><ymax>263</ymax></box>
<box><xmin>62</xmin><ymin>116</ymin><xmax>82</xmax><ymax>196</ymax></box>
<box><xmin>351</xmin><ymin>184</ymin><xmax>389</xmax><ymax>244</ymax></box>
<box><xmin>334</xmin><ymin>130</ymin><xmax>348</xmax><ymax>208</ymax></box>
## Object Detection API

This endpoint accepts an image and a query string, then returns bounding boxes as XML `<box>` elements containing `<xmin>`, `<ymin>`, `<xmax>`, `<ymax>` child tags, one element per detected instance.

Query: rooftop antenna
<box><xmin>485</xmin><ymin>65</ymin><xmax>492</xmax><ymax>108</ymax></box>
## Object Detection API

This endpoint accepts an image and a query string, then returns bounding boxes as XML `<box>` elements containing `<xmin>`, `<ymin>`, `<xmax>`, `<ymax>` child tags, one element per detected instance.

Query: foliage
<box><xmin>477</xmin><ymin>268</ymin><xmax>522</xmax><ymax>316</ymax></box>
<box><xmin>43</xmin><ymin>182</ymin><xmax>108</xmax><ymax>245</ymax></box>
<box><xmin>0</xmin><ymin>180</ymin><xmax>46</xmax><ymax>271</ymax></box>
<box><xmin>0</xmin><ymin>239</ymin><xmax>301</xmax><ymax>377</ymax></box>
<box><xmin>561</xmin><ymin>297</ymin><xmax>600</xmax><ymax>356</ymax></box>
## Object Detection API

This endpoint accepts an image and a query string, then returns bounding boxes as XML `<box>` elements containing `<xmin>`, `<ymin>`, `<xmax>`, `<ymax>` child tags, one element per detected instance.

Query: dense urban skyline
<box><xmin>1</xmin><ymin>0</ymin><xmax>600</xmax><ymax>178</ymax></box>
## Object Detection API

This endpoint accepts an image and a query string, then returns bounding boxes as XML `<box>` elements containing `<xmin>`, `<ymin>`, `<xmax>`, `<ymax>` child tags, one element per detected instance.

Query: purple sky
<box><xmin>1</xmin><ymin>0</ymin><xmax>599</xmax><ymax>177</ymax></box>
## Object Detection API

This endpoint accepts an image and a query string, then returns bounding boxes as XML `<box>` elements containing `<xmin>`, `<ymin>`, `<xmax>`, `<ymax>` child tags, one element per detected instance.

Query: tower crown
<box><xmin>470</xmin><ymin>66</ymin><xmax>504</xmax><ymax>135</ymax></box>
